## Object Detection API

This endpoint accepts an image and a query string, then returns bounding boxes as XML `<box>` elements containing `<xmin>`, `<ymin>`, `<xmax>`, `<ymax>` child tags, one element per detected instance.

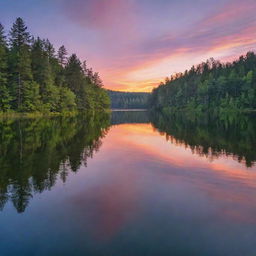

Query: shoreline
<box><xmin>0</xmin><ymin>109</ymin><xmax>110</xmax><ymax>119</ymax></box>
<box><xmin>111</xmin><ymin>109</ymin><xmax>148</xmax><ymax>112</ymax></box>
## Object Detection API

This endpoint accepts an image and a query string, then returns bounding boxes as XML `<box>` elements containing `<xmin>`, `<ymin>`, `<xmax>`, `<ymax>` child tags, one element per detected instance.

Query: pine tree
<box><xmin>0</xmin><ymin>17</ymin><xmax>109</xmax><ymax>113</ymax></box>
<box><xmin>9</xmin><ymin>18</ymin><xmax>39</xmax><ymax>111</ymax></box>
<box><xmin>150</xmin><ymin>52</ymin><xmax>256</xmax><ymax>112</ymax></box>
<box><xmin>31</xmin><ymin>37</ymin><xmax>59</xmax><ymax>111</ymax></box>
<box><xmin>65</xmin><ymin>54</ymin><xmax>86</xmax><ymax>109</ymax></box>
<box><xmin>58</xmin><ymin>45</ymin><xmax>68</xmax><ymax>67</ymax></box>
<box><xmin>0</xmin><ymin>24</ymin><xmax>7</xmax><ymax>46</ymax></box>
<box><xmin>31</xmin><ymin>38</ymin><xmax>49</xmax><ymax>88</ymax></box>
<box><xmin>43</xmin><ymin>39</ymin><xmax>55</xmax><ymax>59</ymax></box>
<box><xmin>0</xmin><ymin>24</ymin><xmax>11</xmax><ymax>112</ymax></box>
<box><xmin>9</xmin><ymin>17</ymin><xmax>30</xmax><ymax>48</ymax></box>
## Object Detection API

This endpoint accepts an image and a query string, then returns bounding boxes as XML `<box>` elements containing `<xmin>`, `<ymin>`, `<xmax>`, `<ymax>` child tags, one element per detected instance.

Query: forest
<box><xmin>149</xmin><ymin>52</ymin><xmax>256</xmax><ymax>112</ymax></box>
<box><xmin>108</xmin><ymin>90</ymin><xmax>149</xmax><ymax>109</ymax></box>
<box><xmin>0</xmin><ymin>18</ymin><xmax>110</xmax><ymax>114</ymax></box>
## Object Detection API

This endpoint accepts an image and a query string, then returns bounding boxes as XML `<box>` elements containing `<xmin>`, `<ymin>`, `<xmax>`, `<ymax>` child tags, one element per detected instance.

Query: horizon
<box><xmin>1</xmin><ymin>0</ymin><xmax>256</xmax><ymax>92</ymax></box>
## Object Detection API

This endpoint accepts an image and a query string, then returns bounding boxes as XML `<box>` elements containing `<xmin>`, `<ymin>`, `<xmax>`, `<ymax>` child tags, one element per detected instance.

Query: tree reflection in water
<box><xmin>0</xmin><ymin>113</ymin><xmax>110</xmax><ymax>213</ymax></box>
<box><xmin>1</xmin><ymin>110</ymin><xmax>255</xmax><ymax>214</ymax></box>
<box><xmin>151</xmin><ymin>111</ymin><xmax>256</xmax><ymax>168</ymax></box>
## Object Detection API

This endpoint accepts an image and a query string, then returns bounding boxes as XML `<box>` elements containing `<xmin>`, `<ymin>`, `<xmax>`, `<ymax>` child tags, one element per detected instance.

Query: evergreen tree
<box><xmin>150</xmin><ymin>52</ymin><xmax>256</xmax><ymax>113</ymax></box>
<box><xmin>0</xmin><ymin>24</ymin><xmax>11</xmax><ymax>111</ymax></box>
<box><xmin>0</xmin><ymin>17</ymin><xmax>110</xmax><ymax>114</ymax></box>
<box><xmin>65</xmin><ymin>54</ymin><xmax>86</xmax><ymax>110</ymax></box>
<box><xmin>0</xmin><ymin>24</ymin><xmax>7</xmax><ymax>46</ymax></box>
<box><xmin>31</xmin><ymin>38</ymin><xmax>52</xmax><ymax>91</ymax></box>
<box><xmin>9</xmin><ymin>17</ymin><xmax>30</xmax><ymax>48</ymax></box>
<box><xmin>59</xmin><ymin>87</ymin><xmax>76</xmax><ymax>111</ymax></box>
<box><xmin>58</xmin><ymin>45</ymin><xmax>68</xmax><ymax>67</ymax></box>
<box><xmin>31</xmin><ymin>37</ymin><xmax>59</xmax><ymax>111</ymax></box>
<box><xmin>43</xmin><ymin>39</ymin><xmax>55</xmax><ymax>59</ymax></box>
<box><xmin>9</xmin><ymin>18</ymin><xmax>39</xmax><ymax>111</ymax></box>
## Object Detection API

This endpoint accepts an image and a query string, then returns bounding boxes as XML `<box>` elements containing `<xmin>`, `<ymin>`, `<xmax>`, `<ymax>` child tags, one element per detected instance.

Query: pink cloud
<box><xmin>62</xmin><ymin>0</ymin><xmax>137</xmax><ymax>39</ymax></box>
<box><xmin>60</xmin><ymin>0</ymin><xmax>256</xmax><ymax>92</ymax></box>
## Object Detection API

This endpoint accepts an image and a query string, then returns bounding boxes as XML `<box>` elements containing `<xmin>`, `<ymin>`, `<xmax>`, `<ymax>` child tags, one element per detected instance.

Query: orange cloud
<box><xmin>62</xmin><ymin>0</ymin><xmax>256</xmax><ymax>92</ymax></box>
<box><xmin>101</xmin><ymin>0</ymin><xmax>256</xmax><ymax>92</ymax></box>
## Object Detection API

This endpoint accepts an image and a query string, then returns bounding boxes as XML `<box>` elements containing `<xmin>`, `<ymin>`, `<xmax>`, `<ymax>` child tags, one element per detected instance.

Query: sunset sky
<box><xmin>1</xmin><ymin>0</ymin><xmax>256</xmax><ymax>92</ymax></box>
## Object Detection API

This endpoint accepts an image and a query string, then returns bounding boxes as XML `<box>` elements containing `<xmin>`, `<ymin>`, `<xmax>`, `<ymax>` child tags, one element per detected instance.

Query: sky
<box><xmin>0</xmin><ymin>0</ymin><xmax>256</xmax><ymax>92</ymax></box>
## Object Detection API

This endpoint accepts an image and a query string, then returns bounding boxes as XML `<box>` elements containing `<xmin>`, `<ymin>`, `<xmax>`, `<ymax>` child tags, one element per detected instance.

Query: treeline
<box><xmin>150</xmin><ymin>52</ymin><xmax>256</xmax><ymax>112</ymax></box>
<box><xmin>108</xmin><ymin>90</ymin><xmax>149</xmax><ymax>109</ymax></box>
<box><xmin>0</xmin><ymin>113</ymin><xmax>110</xmax><ymax>213</ymax></box>
<box><xmin>0</xmin><ymin>18</ymin><xmax>110</xmax><ymax>113</ymax></box>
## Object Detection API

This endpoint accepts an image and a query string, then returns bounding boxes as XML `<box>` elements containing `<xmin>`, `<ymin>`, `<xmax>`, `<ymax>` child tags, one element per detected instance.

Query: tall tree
<box><xmin>150</xmin><ymin>52</ymin><xmax>256</xmax><ymax>112</ymax></box>
<box><xmin>31</xmin><ymin>37</ymin><xmax>60</xmax><ymax>111</ymax></box>
<box><xmin>65</xmin><ymin>54</ymin><xmax>86</xmax><ymax>109</ymax></box>
<box><xmin>9</xmin><ymin>18</ymin><xmax>39</xmax><ymax>111</ymax></box>
<box><xmin>9</xmin><ymin>17</ymin><xmax>30</xmax><ymax>48</ymax></box>
<box><xmin>43</xmin><ymin>39</ymin><xmax>55</xmax><ymax>60</ymax></box>
<box><xmin>58</xmin><ymin>45</ymin><xmax>68</xmax><ymax>67</ymax></box>
<box><xmin>0</xmin><ymin>24</ymin><xmax>11</xmax><ymax>111</ymax></box>
<box><xmin>0</xmin><ymin>17</ymin><xmax>110</xmax><ymax>113</ymax></box>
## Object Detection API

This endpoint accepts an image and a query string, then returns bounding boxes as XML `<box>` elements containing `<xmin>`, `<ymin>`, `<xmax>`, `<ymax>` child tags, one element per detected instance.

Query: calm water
<box><xmin>0</xmin><ymin>111</ymin><xmax>256</xmax><ymax>256</ymax></box>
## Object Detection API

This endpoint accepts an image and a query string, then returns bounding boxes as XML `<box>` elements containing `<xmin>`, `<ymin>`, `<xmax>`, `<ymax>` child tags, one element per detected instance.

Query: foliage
<box><xmin>0</xmin><ymin>18</ymin><xmax>110</xmax><ymax>113</ymax></box>
<box><xmin>150</xmin><ymin>53</ymin><xmax>256</xmax><ymax>112</ymax></box>
<box><xmin>0</xmin><ymin>24</ymin><xmax>11</xmax><ymax>111</ymax></box>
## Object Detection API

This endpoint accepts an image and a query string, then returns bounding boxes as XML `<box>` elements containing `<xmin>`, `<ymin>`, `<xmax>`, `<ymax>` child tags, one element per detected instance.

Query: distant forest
<box><xmin>108</xmin><ymin>90</ymin><xmax>149</xmax><ymax>109</ymax></box>
<box><xmin>149</xmin><ymin>52</ymin><xmax>256</xmax><ymax>112</ymax></box>
<box><xmin>0</xmin><ymin>18</ymin><xmax>110</xmax><ymax>113</ymax></box>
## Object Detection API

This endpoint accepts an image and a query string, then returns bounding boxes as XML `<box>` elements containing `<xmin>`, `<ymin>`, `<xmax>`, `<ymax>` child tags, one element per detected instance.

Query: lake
<box><xmin>0</xmin><ymin>110</ymin><xmax>256</xmax><ymax>256</ymax></box>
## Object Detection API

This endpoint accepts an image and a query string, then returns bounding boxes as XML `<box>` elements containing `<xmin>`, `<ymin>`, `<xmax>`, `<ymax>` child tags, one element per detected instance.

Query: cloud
<box><xmin>108</xmin><ymin>0</ymin><xmax>256</xmax><ymax>91</ymax></box>
<box><xmin>59</xmin><ymin>0</ymin><xmax>256</xmax><ymax>92</ymax></box>
<box><xmin>61</xmin><ymin>0</ymin><xmax>137</xmax><ymax>38</ymax></box>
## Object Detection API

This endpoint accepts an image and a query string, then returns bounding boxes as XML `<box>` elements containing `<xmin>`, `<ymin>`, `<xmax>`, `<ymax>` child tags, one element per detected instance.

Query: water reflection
<box><xmin>1</xmin><ymin>111</ymin><xmax>256</xmax><ymax>214</ymax></box>
<box><xmin>111</xmin><ymin>110</ymin><xmax>149</xmax><ymax>125</ymax></box>
<box><xmin>0</xmin><ymin>113</ymin><xmax>110</xmax><ymax>213</ymax></box>
<box><xmin>1</xmin><ymin>111</ymin><xmax>256</xmax><ymax>255</ymax></box>
<box><xmin>1</xmin><ymin>110</ymin><xmax>256</xmax><ymax>216</ymax></box>
<box><xmin>151</xmin><ymin>111</ymin><xmax>256</xmax><ymax>167</ymax></box>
